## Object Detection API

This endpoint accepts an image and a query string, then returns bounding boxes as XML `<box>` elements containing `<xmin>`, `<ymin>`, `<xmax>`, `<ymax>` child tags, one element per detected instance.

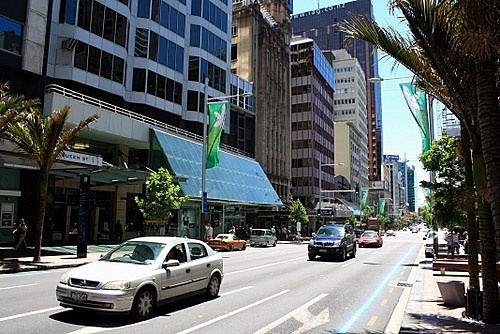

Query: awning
<box><xmin>153</xmin><ymin>130</ymin><xmax>282</xmax><ymax>206</ymax></box>
<box><xmin>337</xmin><ymin>198</ymin><xmax>361</xmax><ymax>216</ymax></box>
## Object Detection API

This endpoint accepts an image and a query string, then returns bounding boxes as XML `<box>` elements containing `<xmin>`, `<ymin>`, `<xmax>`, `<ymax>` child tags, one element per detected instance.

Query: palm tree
<box><xmin>341</xmin><ymin>0</ymin><xmax>499</xmax><ymax>322</ymax></box>
<box><xmin>0</xmin><ymin>82</ymin><xmax>38</xmax><ymax>133</ymax></box>
<box><xmin>6</xmin><ymin>106</ymin><xmax>99</xmax><ymax>262</ymax></box>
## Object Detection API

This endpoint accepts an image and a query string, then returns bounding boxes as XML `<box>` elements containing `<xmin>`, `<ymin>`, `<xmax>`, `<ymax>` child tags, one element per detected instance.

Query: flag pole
<box><xmin>202</xmin><ymin>76</ymin><xmax>208</xmax><ymax>216</ymax></box>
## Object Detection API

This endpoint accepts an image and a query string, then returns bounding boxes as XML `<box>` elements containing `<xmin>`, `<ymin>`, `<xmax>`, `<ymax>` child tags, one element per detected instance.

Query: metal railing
<box><xmin>45</xmin><ymin>84</ymin><xmax>254</xmax><ymax>158</ymax></box>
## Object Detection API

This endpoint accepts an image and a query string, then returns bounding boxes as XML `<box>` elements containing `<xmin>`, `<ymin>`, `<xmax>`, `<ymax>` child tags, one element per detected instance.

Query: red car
<box><xmin>358</xmin><ymin>230</ymin><xmax>383</xmax><ymax>248</ymax></box>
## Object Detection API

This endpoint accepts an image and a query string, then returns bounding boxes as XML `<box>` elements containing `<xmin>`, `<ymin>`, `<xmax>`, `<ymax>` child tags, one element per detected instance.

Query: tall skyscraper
<box><xmin>291</xmin><ymin>0</ymin><xmax>383</xmax><ymax>182</ymax></box>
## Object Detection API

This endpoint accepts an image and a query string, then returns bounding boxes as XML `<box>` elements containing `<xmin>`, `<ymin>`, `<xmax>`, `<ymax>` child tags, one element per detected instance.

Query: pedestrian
<box><xmin>115</xmin><ymin>219</ymin><xmax>123</xmax><ymax>244</ymax></box>
<box><xmin>13</xmin><ymin>218</ymin><xmax>28</xmax><ymax>249</ymax></box>
<box><xmin>229</xmin><ymin>225</ymin><xmax>236</xmax><ymax>234</ymax></box>
<box><xmin>271</xmin><ymin>226</ymin><xmax>276</xmax><ymax>235</ymax></box>
<box><xmin>205</xmin><ymin>223</ymin><xmax>213</xmax><ymax>241</ymax></box>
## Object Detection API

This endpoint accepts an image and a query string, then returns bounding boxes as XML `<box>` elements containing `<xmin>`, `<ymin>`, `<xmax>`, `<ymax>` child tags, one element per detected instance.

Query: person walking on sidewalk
<box><xmin>115</xmin><ymin>219</ymin><xmax>123</xmax><ymax>244</ymax></box>
<box><xmin>13</xmin><ymin>218</ymin><xmax>28</xmax><ymax>249</ymax></box>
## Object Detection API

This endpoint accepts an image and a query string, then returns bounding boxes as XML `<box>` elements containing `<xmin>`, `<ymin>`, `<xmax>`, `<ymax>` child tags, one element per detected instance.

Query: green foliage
<box><xmin>419</xmin><ymin>136</ymin><xmax>466</xmax><ymax>229</ymax></box>
<box><xmin>377</xmin><ymin>213</ymin><xmax>390</xmax><ymax>229</ymax></box>
<box><xmin>288</xmin><ymin>200</ymin><xmax>309</xmax><ymax>224</ymax></box>
<box><xmin>135</xmin><ymin>168</ymin><xmax>188</xmax><ymax>222</ymax></box>
<box><xmin>362</xmin><ymin>206</ymin><xmax>374</xmax><ymax>223</ymax></box>
<box><xmin>346</xmin><ymin>213</ymin><xmax>357</xmax><ymax>226</ymax></box>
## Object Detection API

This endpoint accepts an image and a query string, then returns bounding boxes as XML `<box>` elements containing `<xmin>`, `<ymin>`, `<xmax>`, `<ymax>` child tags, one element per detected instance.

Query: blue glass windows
<box><xmin>0</xmin><ymin>16</ymin><xmax>22</xmax><ymax>54</ymax></box>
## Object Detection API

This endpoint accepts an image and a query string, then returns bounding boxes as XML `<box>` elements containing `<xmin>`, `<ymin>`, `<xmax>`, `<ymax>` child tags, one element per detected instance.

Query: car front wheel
<box><xmin>308</xmin><ymin>253</ymin><xmax>316</xmax><ymax>261</ymax></box>
<box><xmin>132</xmin><ymin>287</ymin><xmax>156</xmax><ymax>321</ymax></box>
<box><xmin>206</xmin><ymin>275</ymin><xmax>221</xmax><ymax>299</ymax></box>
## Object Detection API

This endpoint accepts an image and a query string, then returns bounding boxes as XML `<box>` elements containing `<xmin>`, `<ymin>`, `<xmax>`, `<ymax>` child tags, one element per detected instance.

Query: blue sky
<box><xmin>293</xmin><ymin>0</ymin><xmax>432</xmax><ymax>206</ymax></box>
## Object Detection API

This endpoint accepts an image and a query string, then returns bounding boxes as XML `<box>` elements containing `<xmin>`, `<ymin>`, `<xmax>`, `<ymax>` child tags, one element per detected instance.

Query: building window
<box><xmin>0</xmin><ymin>16</ymin><xmax>22</xmax><ymax>54</ymax></box>
<box><xmin>132</xmin><ymin>68</ymin><xmax>146</xmax><ymax>92</ymax></box>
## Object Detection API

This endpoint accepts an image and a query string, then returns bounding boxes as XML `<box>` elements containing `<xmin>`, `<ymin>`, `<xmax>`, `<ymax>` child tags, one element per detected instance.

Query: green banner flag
<box><xmin>379</xmin><ymin>199</ymin><xmax>386</xmax><ymax>215</ymax></box>
<box><xmin>206</xmin><ymin>102</ymin><xmax>228</xmax><ymax>169</ymax></box>
<box><xmin>360</xmin><ymin>189</ymin><xmax>368</xmax><ymax>211</ymax></box>
<box><xmin>400</xmin><ymin>83</ymin><xmax>431</xmax><ymax>153</ymax></box>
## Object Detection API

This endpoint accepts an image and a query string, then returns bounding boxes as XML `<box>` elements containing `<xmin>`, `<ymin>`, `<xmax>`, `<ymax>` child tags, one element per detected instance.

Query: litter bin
<box><xmin>436</xmin><ymin>280</ymin><xmax>466</xmax><ymax>306</ymax></box>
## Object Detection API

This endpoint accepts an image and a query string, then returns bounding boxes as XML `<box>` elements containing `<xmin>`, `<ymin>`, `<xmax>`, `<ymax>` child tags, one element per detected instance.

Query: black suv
<box><xmin>308</xmin><ymin>223</ymin><xmax>357</xmax><ymax>261</ymax></box>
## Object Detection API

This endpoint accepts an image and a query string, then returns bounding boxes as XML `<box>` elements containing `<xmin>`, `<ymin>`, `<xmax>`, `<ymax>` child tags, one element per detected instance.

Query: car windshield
<box><xmin>252</xmin><ymin>230</ymin><xmax>266</xmax><ymax>236</ymax></box>
<box><xmin>362</xmin><ymin>232</ymin><xmax>378</xmax><ymax>238</ymax></box>
<box><xmin>215</xmin><ymin>234</ymin><xmax>228</xmax><ymax>240</ymax></box>
<box><xmin>100</xmin><ymin>241</ymin><xmax>166</xmax><ymax>265</ymax></box>
<box><xmin>317</xmin><ymin>227</ymin><xmax>343</xmax><ymax>237</ymax></box>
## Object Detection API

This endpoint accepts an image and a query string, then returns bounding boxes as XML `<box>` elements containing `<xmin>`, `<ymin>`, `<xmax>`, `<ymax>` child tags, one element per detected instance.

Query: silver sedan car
<box><xmin>56</xmin><ymin>237</ymin><xmax>223</xmax><ymax>320</ymax></box>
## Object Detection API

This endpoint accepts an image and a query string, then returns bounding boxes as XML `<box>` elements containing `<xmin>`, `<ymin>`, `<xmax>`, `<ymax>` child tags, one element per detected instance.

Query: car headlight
<box><xmin>333</xmin><ymin>240</ymin><xmax>342</xmax><ymax>247</ymax></box>
<box><xmin>102</xmin><ymin>280</ymin><xmax>131</xmax><ymax>290</ymax></box>
<box><xmin>59</xmin><ymin>273</ymin><xmax>69</xmax><ymax>284</ymax></box>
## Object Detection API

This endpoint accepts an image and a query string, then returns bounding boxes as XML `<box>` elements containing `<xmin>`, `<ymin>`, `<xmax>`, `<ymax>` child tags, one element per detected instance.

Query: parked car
<box><xmin>386</xmin><ymin>229</ymin><xmax>396</xmax><ymax>237</ymax></box>
<box><xmin>250</xmin><ymin>229</ymin><xmax>277</xmax><ymax>247</ymax></box>
<box><xmin>208</xmin><ymin>234</ymin><xmax>247</xmax><ymax>251</ymax></box>
<box><xmin>423</xmin><ymin>231</ymin><xmax>448</xmax><ymax>258</ymax></box>
<box><xmin>308</xmin><ymin>223</ymin><xmax>357</xmax><ymax>261</ymax></box>
<box><xmin>56</xmin><ymin>237</ymin><xmax>223</xmax><ymax>320</ymax></box>
<box><xmin>358</xmin><ymin>230</ymin><xmax>383</xmax><ymax>248</ymax></box>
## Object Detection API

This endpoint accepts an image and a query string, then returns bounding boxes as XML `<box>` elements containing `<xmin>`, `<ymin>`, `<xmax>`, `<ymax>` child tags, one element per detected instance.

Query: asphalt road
<box><xmin>0</xmin><ymin>231</ymin><xmax>423</xmax><ymax>334</ymax></box>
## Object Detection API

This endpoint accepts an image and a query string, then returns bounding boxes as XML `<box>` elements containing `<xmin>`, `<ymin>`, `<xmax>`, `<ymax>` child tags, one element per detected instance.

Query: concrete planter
<box><xmin>437</xmin><ymin>280</ymin><xmax>466</xmax><ymax>306</ymax></box>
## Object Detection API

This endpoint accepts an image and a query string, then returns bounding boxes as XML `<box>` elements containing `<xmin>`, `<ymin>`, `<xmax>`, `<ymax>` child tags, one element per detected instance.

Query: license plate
<box><xmin>319</xmin><ymin>249</ymin><xmax>327</xmax><ymax>253</ymax></box>
<box><xmin>71</xmin><ymin>292</ymin><xmax>87</xmax><ymax>301</ymax></box>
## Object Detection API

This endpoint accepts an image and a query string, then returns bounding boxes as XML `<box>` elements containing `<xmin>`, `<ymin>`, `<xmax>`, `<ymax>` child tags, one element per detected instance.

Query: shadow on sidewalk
<box><xmin>400</xmin><ymin>312</ymin><xmax>500</xmax><ymax>334</ymax></box>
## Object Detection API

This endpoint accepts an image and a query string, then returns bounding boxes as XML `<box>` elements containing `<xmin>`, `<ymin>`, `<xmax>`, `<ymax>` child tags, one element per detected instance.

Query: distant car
<box><xmin>208</xmin><ymin>234</ymin><xmax>247</xmax><ymax>251</ymax></box>
<box><xmin>423</xmin><ymin>231</ymin><xmax>448</xmax><ymax>257</ymax></box>
<box><xmin>411</xmin><ymin>227</ymin><xmax>419</xmax><ymax>233</ymax></box>
<box><xmin>386</xmin><ymin>229</ymin><xmax>396</xmax><ymax>237</ymax></box>
<box><xmin>358</xmin><ymin>230</ymin><xmax>383</xmax><ymax>248</ymax></box>
<box><xmin>250</xmin><ymin>229</ymin><xmax>277</xmax><ymax>247</ymax></box>
<box><xmin>308</xmin><ymin>223</ymin><xmax>357</xmax><ymax>261</ymax></box>
<box><xmin>56</xmin><ymin>237</ymin><xmax>223</xmax><ymax>320</ymax></box>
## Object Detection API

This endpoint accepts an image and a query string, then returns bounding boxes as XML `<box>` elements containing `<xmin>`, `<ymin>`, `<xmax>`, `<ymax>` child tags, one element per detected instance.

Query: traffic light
<box><xmin>355</xmin><ymin>184</ymin><xmax>359</xmax><ymax>195</ymax></box>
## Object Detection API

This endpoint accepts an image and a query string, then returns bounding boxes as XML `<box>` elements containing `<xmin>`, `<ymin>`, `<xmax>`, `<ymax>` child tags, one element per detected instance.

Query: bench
<box><xmin>432</xmin><ymin>259</ymin><xmax>481</xmax><ymax>275</ymax></box>
<box><xmin>435</xmin><ymin>253</ymin><xmax>469</xmax><ymax>260</ymax></box>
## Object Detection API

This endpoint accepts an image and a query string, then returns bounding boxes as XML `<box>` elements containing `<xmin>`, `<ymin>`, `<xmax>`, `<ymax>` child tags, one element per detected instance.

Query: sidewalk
<box><xmin>2</xmin><ymin>244</ymin><xmax>500</xmax><ymax>333</ymax></box>
<box><xmin>394</xmin><ymin>248</ymin><xmax>500</xmax><ymax>333</ymax></box>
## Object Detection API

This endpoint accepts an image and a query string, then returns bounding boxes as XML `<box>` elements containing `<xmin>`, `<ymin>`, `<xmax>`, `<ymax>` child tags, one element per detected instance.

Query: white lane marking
<box><xmin>65</xmin><ymin>322</ymin><xmax>144</xmax><ymax>334</ymax></box>
<box><xmin>254</xmin><ymin>293</ymin><xmax>329</xmax><ymax>334</ymax></box>
<box><xmin>341</xmin><ymin>261</ymin><xmax>354</xmax><ymax>268</ymax></box>
<box><xmin>0</xmin><ymin>283</ymin><xmax>37</xmax><ymax>290</ymax></box>
<box><xmin>0</xmin><ymin>306</ymin><xmax>63</xmax><ymax>323</ymax></box>
<box><xmin>176</xmin><ymin>290</ymin><xmax>290</xmax><ymax>334</ymax></box>
<box><xmin>220</xmin><ymin>285</ymin><xmax>253</xmax><ymax>296</ymax></box>
<box><xmin>225</xmin><ymin>257</ymin><xmax>305</xmax><ymax>276</ymax></box>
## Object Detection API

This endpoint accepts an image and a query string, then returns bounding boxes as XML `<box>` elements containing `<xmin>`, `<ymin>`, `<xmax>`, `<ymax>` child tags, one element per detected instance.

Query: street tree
<box><xmin>289</xmin><ymin>200</ymin><xmax>309</xmax><ymax>231</ymax></box>
<box><xmin>0</xmin><ymin>82</ymin><xmax>37</xmax><ymax>134</ymax></box>
<box><xmin>419</xmin><ymin>136</ymin><xmax>466</xmax><ymax>229</ymax></box>
<box><xmin>341</xmin><ymin>0</ymin><xmax>499</xmax><ymax>321</ymax></box>
<box><xmin>135</xmin><ymin>167</ymin><xmax>188</xmax><ymax>223</ymax></box>
<box><xmin>6</xmin><ymin>106</ymin><xmax>99</xmax><ymax>262</ymax></box>
<box><xmin>361</xmin><ymin>206</ymin><xmax>374</xmax><ymax>229</ymax></box>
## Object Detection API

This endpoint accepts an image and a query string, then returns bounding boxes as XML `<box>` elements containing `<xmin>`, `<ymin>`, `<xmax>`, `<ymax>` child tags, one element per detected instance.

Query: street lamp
<box><xmin>319</xmin><ymin>163</ymin><xmax>344</xmax><ymax>224</ymax></box>
<box><xmin>367</xmin><ymin>76</ymin><xmax>414</xmax><ymax>83</ymax></box>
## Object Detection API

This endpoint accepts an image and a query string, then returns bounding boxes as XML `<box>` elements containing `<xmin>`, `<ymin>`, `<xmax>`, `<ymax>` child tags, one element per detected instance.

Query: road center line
<box><xmin>176</xmin><ymin>290</ymin><xmax>290</xmax><ymax>334</ymax></box>
<box><xmin>0</xmin><ymin>283</ymin><xmax>37</xmax><ymax>290</ymax></box>
<box><xmin>0</xmin><ymin>306</ymin><xmax>63</xmax><ymax>323</ymax></box>
<box><xmin>225</xmin><ymin>256</ymin><xmax>305</xmax><ymax>276</ymax></box>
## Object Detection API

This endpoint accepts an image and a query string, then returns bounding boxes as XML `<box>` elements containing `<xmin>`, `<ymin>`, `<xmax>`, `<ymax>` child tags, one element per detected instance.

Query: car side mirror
<box><xmin>163</xmin><ymin>259</ymin><xmax>180</xmax><ymax>269</ymax></box>
<box><xmin>422</xmin><ymin>236</ymin><xmax>426</xmax><ymax>240</ymax></box>
<box><xmin>312</xmin><ymin>233</ymin><xmax>316</xmax><ymax>237</ymax></box>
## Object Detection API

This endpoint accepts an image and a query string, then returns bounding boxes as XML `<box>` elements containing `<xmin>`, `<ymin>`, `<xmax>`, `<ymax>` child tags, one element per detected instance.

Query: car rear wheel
<box><xmin>206</xmin><ymin>275</ymin><xmax>221</xmax><ymax>299</ymax></box>
<box><xmin>272</xmin><ymin>240</ymin><xmax>277</xmax><ymax>247</ymax></box>
<box><xmin>132</xmin><ymin>287</ymin><xmax>156</xmax><ymax>321</ymax></box>
<box><xmin>241</xmin><ymin>243</ymin><xmax>246</xmax><ymax>250</ymax></box>
<box><xmin>229</xmin><ymin>244</ymin><xmax>234</xmax><ymax>251</ymax></box>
